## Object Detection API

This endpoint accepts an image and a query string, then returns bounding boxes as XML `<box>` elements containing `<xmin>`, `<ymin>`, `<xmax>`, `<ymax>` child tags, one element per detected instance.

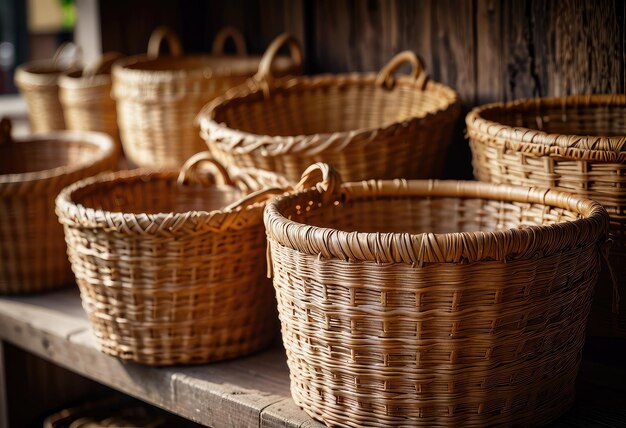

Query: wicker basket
<box><xmin>199</xmin><ymin>41</ymin><xmax>461</xmax><ymax>183</ymax></box>
<box><xmin>467</xmin><ymin>94</ymin><xmax>626</xmax><ymax>338</ymax></box>
<box><xmin>59</xmin><ymin>52</ymin><xmax>123</xmax><ymax>152</ymax></box>
<box><xmin>44</xmin><ymin>397</ymin><xmax>169</xmax><ymax>428</ymax></box>
<box><xmin>0</xmin><ymin>118</ymin><xmax>116</xmax><ymax>294</ymax></box>
<box><xmin>112</xmin><ymin>27</ymin><xmax>302</xmax><ymax>169</ymax></box>
<box><xmin>264</xmin><ymin>163</ymin><xmax>609</xmax><ymax>427</ymax></box>
<box><xmin>56</xmin><ymin>153</ymin><xmax>291</xmax><ymax>365</ymax></box>
<box><xmin>15</xmin><ymin>43</ymin><xmax>81</xmax><ymax>132</ymax></box>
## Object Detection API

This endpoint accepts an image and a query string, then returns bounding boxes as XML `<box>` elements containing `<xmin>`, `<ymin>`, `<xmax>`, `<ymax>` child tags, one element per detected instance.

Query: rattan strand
<box><xmin>0</xmin><ymin>119</ymin><xmax>117</xmax><ymax>294</ymax></box>
<box><xmin>59</xmin><ymin>53</ymin><xmax>123</xmax><ymax>151</ymax></box>
<box><xmin>264</xmin><ymin>163</ymin><xmax>609</xmax><ymax>427</ymax></box>
<box><xmin>199</xmin><ymin>47</ymin><xmax>461</xmax><ymax>183</ymax></box>
<box><xmin>56</xmin><ymin>153</ymin><xmax>291</xmax><ymax>365</ymax></box>
<box><xmin>14</xmin><ymin>44</ymin><xmax>81</xmax><ymax>132</ymax></box>
<box><xmin>112</xmin><ymin>27</ymin><xmax>301</xmax><ymax>169</ymax></box>
<box><xmin>467</xmin><ymin>94</ymin><xmax>626</xmax><ymax>338</ymax></box>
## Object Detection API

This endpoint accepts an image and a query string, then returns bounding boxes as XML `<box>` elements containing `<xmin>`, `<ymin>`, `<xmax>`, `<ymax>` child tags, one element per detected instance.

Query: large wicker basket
<box><xmin>56</xmin><ymin>153</ymin><xmax>290</xmax><ymax>365</ymax></box>
<box><xmin>0</xmin><ymin>119</ymin><xmax>117</xmax><ymax>294</ymax></box>
<box><xmin>112</xmin><ymin>27</ymin><xmax>302</xmax><ymax>169</ymax></box>
<box><xmin>264</xmin><ymin>163</ymin><xmax>609</xmax><ymax>427</ymax></box>
<box><xmin>199</xmin><ymin>41</ymin><xmax>461</xmax><ymax>183</ymax></box>
<box><xmin>59</xmin><ymin>53</ymin><xmax>123</xmax><ymax>151</ymax></box>
<box><xmin>15</xmin><ymin>43</ymin><xmax>81</xmax><ymax>132</ymax></box>
<box><xmin>467</xmin><ymin>94</ymin><xmax>626</xmax><ymax>338</ymax></box>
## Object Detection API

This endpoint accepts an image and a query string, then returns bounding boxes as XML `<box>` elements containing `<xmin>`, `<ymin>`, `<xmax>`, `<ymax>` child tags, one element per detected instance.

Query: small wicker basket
<box><xmin>467</xmin><ymin>94</ymin><xmax>626</xmax><ymax>338</ymax></box>
<box><xmin>56</xmin><ymin>153</ymin><xmax>290</xmax><ymax>365</ymax></box>
<box><xmin>264</xmin><ymin>163</ymin><xmax>609</xmax><ymax>427</ymax></box>
<box><xmin>0</xmin><ymin>118</ymin><xmax>117</xmax><ymax>294</ymax></box>
<box><xmin>112</xmin><ymin>27</ymin><xmax>302</xmax><ymax>169</ymax></box>
<box><xmin>59</xmin><ymin>52</ymin><xmax>123</xmax><ymax>152</ymax></box>
<box><xmin>15</xmin><ymin>43</ymin><xmax>81</xmax><ymax>132</ymax></box>
<box><xmin>199</xmin><ymin>39</ymin><xmax>461</xmax><ymax>183</ymax></box>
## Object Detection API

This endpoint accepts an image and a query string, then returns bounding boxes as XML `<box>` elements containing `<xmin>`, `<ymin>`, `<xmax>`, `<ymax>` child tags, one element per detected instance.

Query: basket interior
<box><xmin>69</xmin><ymin>174</ymin><xmax>245</xmax><ymax>215</ymax></box>
<box><xmin>0</xmin><ymin>139</ymin><xmax>103</xmax><ymax>175</ymax></box>
<box><xmin>212</xmin><ymin>83</ymin><xmax>453</xmax><ymax>136</ymax></box>
<box><xmin>282</xmin><ymin>192</ymin><xmax>582</xmax><ymax>235</ymax></box>
<box><xmin>480</xmin><ymin>100</ymin><xmax>626</xmax><ymax>137</ymax></box>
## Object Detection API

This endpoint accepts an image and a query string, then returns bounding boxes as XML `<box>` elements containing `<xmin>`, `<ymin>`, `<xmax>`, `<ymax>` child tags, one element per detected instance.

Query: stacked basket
<box><xmin>112</xmin><ymin>27</ymin><xmax>302</xmax><ymax>168</ymax></box>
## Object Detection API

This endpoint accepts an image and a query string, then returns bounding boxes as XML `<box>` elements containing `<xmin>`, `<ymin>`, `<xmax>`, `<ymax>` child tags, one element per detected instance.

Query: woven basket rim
<box><xmin>199</xmin><ymin>73</ymin><xmax>460</xmax><ymax>156</ymax></box>
<box><xmin>466</xmin><ymin>94</ymin><xmax>626</xmax><ymax>160</ymax></box>
<box><xmin>264</xmin><ymin>178</ymin><xmax>608</xmax><ymax>265</ymax></box>
<box><xmin>56</xmin><ymin>168</ymin><xmax>289</xmax><ymax>235</ymax></box>
<box><xmin>0</xmin><ymin>131</ymin><xmax>115</xmax><ymax>186</ymax></box>
<box><xmin>15</xmin><ymin>60</ymin><xmax>81</xmax><ymax>87</ymax></box>
<box><xmin>59</xmin><ymin>69</ymin><xmax>111</xmax><ymax>89</ymax></box>
<box><xmin>112</xmin><ymin>53</ymin><xmax>296</xmax><ymax>83</ymax></box>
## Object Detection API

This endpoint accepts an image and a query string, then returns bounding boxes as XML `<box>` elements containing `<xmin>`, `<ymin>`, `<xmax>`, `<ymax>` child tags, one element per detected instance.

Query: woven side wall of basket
<box><xmin>264</xmin><ymin>163</ymin><xmax>609</xmax><ymax>427</ymax></box>
<box><xmin>200</xmin><ymin>42</ymin><xmax>461</xmax><ymax>183</ymax></box>
<box><xmin>467</xmin><ymin>94</ymin><xmax>626</xmax><ymax>338</ymax></box>
<box><xmin>112</xmin><ymin>27</ymin><xmax>301</xmax><ymax>169</ymax></box>
<box><xmin>56</xmin><ymin>153</ymin><xmax>290</xmax><ymax>365</ymax></box>
<box><xmin>60</xmin><ymin>53</ymin><xmax>123</xmax><ymax>151</ymax></box>
<box><xmin>15</xmin><ymin>44</ymin><xmax>81</xmax><ymax>132</ymax></box>
<box><xmin>0</xmin><ymin>119</ymin><xmax>117</xmax><ymax>294</ymax></box>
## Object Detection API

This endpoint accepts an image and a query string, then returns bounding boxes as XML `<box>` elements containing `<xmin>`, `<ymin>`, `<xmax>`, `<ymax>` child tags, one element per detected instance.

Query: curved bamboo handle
<box><xmin>83</xmin><ymin>52</ymin><xmax>124</xmax><ymax>77</ymax></box>
<box><xmin>375</xmin><ymin>51</ymin><xmax>428</xmax><ymax>90</ymax></box>
<box><xmin>147</xmin><ymin>26</ymin><xmax>183</xmax><ymax>59</ymax></box>
<box><xmin>52</xmin><ymin>42</ymin><xmax>82</xmax><ymax>68</ymax></box>
<box><xmin>223</xmin><ymin>187</ymin><xmax>285</xmax><ymax>211</ymax></box>
<box><xmin>253</xmin><ymin>33</ymin><xmax>303</xmax><ymax>92</ymax></box>
<box><xmin>212</xmin><ymin>27</ymin><xmax>247</xmax><ymax>56</ymax></box>
<box><xmin>295</xmin><ymin>163</ymin><xmax>343</xmax><ymax>196</ymax></box>
<box><xmin>0</xmin><ymin>118</ymin><xmax>12</xmax><ymax>145</ymax></box>
<box><xmin>177</xmin><ymin>152</ymin><xmax>234</xmax><ymax>187</ymax></box>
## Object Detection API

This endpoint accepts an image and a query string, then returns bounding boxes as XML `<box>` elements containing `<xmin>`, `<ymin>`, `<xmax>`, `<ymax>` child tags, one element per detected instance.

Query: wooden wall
<box><xmin>99</xmin><ymin>0</ymin><xmax>625</xmax><ymax>177</ymax></box>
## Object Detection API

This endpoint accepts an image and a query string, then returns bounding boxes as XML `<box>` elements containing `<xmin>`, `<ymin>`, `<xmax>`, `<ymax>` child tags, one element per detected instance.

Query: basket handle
<box><xmin>253</xmin><ymin>33</ymin><xmax>303</xmax><ymax>92</ymax></box>
<box><xmin>295</xmin><ymin>163</ymin><xmax>343</xmax><ymax>196</ymax></box>
<box><xmin>83</xmin><ymin>52</ymin><xmax>124</xmax><ymax>77</ymax></box>
<box><xmin>147</xmin><ymin>26</ymin><xmax>183</xmax><ymax>59</ymax></box>
<box><xmin>223</xmin><ymin>187</ymin><xmax>285</xmax><ymax>211</ymax></box>
<box><xmin>0</xmin><ymin>118</ymin><xmax>12</xmax><ymax>145</ymax></box>
<box><xmin>375</xmin><ymin>51</ymin><xmax>428</xmax><ymax>90</ymax></box>
<box><xmin>177</xmin><ymin>152</ymin><xmax>235</xmax><ymax>187</ymax></box>
<box><xmin>212</xmin><ymin>27</ymin><xmax>247</xmax><ymax>56</ymax></box>
<box><xmin>52</xmin><ymin>42</ymin><xmax>82</xmax><ymax>68</ymax></box>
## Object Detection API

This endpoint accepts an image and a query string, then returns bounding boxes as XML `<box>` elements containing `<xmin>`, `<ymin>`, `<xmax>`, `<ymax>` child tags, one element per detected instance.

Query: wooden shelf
<box><xmin>0</xmin><ymin>289</ymin><xmax>624</xmax><ymax>427</ymax></box>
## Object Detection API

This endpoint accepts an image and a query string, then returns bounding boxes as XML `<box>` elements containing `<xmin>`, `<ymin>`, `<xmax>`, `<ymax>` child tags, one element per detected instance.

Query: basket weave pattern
<box><xmin>201</xmin><ymin>48</ymin><xmax>460</xmax><ymax>183</ymax></box>
<box><xmin>264</xmin><ymin>165</ymin><xmax>608</xmax><ymax>427</ymax></box>
<box><xmin>56</xmin><ymin>155</ymin><xmax>290</xmax><ymax>365</ymax></box>
<box><xmin>0</xmin><ymin>123</ymin><xmax>117</xmax><ymax>293</ymax></box>
<box><xmin>113</xmin><ymin>27</ymin><xmax>301</xmax><ymax>169</ymax></box>
<box><xmin>467</xmin><ymin>94</ymin><xmax>626</xmax><ymax>337</ymax></box>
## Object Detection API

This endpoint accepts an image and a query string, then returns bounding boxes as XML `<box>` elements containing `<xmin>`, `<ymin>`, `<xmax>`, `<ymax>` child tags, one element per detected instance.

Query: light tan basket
<box><xmin>0</xmin><ymin>118</ymin><xmax>117</xmax><ymax>294</ymax></box>
<box><xmin>59</xmin><ymin>52</ymin><xmax>123</xmax><ymax>152</ymax></box>
<box><xmin>467</xmin><ymin>94</ymin><xmax>626</xmax><ymax>338</ymax></box>
<box><xmin>56</xmin><ymin>153</ymin><xmax>291</xmax><ymax>365</ymax></box>
<box><xmin>112</xmin><ymin>27</ymin><xmax>302</xmax><ymax>169</ymax></box>
<box><xmin>15</xmin><ymin>43</ymin><xmax>81</xmax><ymax>132</ymax></box>
<box><xmin>199</xmin><ymin>39</ymin><xmax>461</xmax><ymax>183</ymax></box>
<box><xmin>264</xmin><ymin>163</ymin><xmax>609</xmax><ymax>427</ymax></box>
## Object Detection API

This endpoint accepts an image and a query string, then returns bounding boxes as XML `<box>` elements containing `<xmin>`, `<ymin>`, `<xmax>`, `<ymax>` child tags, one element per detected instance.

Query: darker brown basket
<box><xmin>467</xmin><ymin>94</ymin><xmax>626</xmax><ymax>338</ymax></box>
<box><xmin>112</xmin><ymin>27</ymin><xmax>302</xmax><ymax>169</ymax></box>
<box><xmin>264</xmin><ymin>163</ymin><xmax>609</xmax><ymax>427</ymax></box>
<box><xmin>0</xmin><ymin>119</ymin><xmax>117</xmax><ymax>294</ymax></box>
<box><xmin>56</xmin><ymin>153</ymin><xmax>291</xmax><ymax>365</ymax></box>
<box><xmin>199</xmin><ymin>38</ymin><xmax>461</xmax><ymax>183</ymax></box>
